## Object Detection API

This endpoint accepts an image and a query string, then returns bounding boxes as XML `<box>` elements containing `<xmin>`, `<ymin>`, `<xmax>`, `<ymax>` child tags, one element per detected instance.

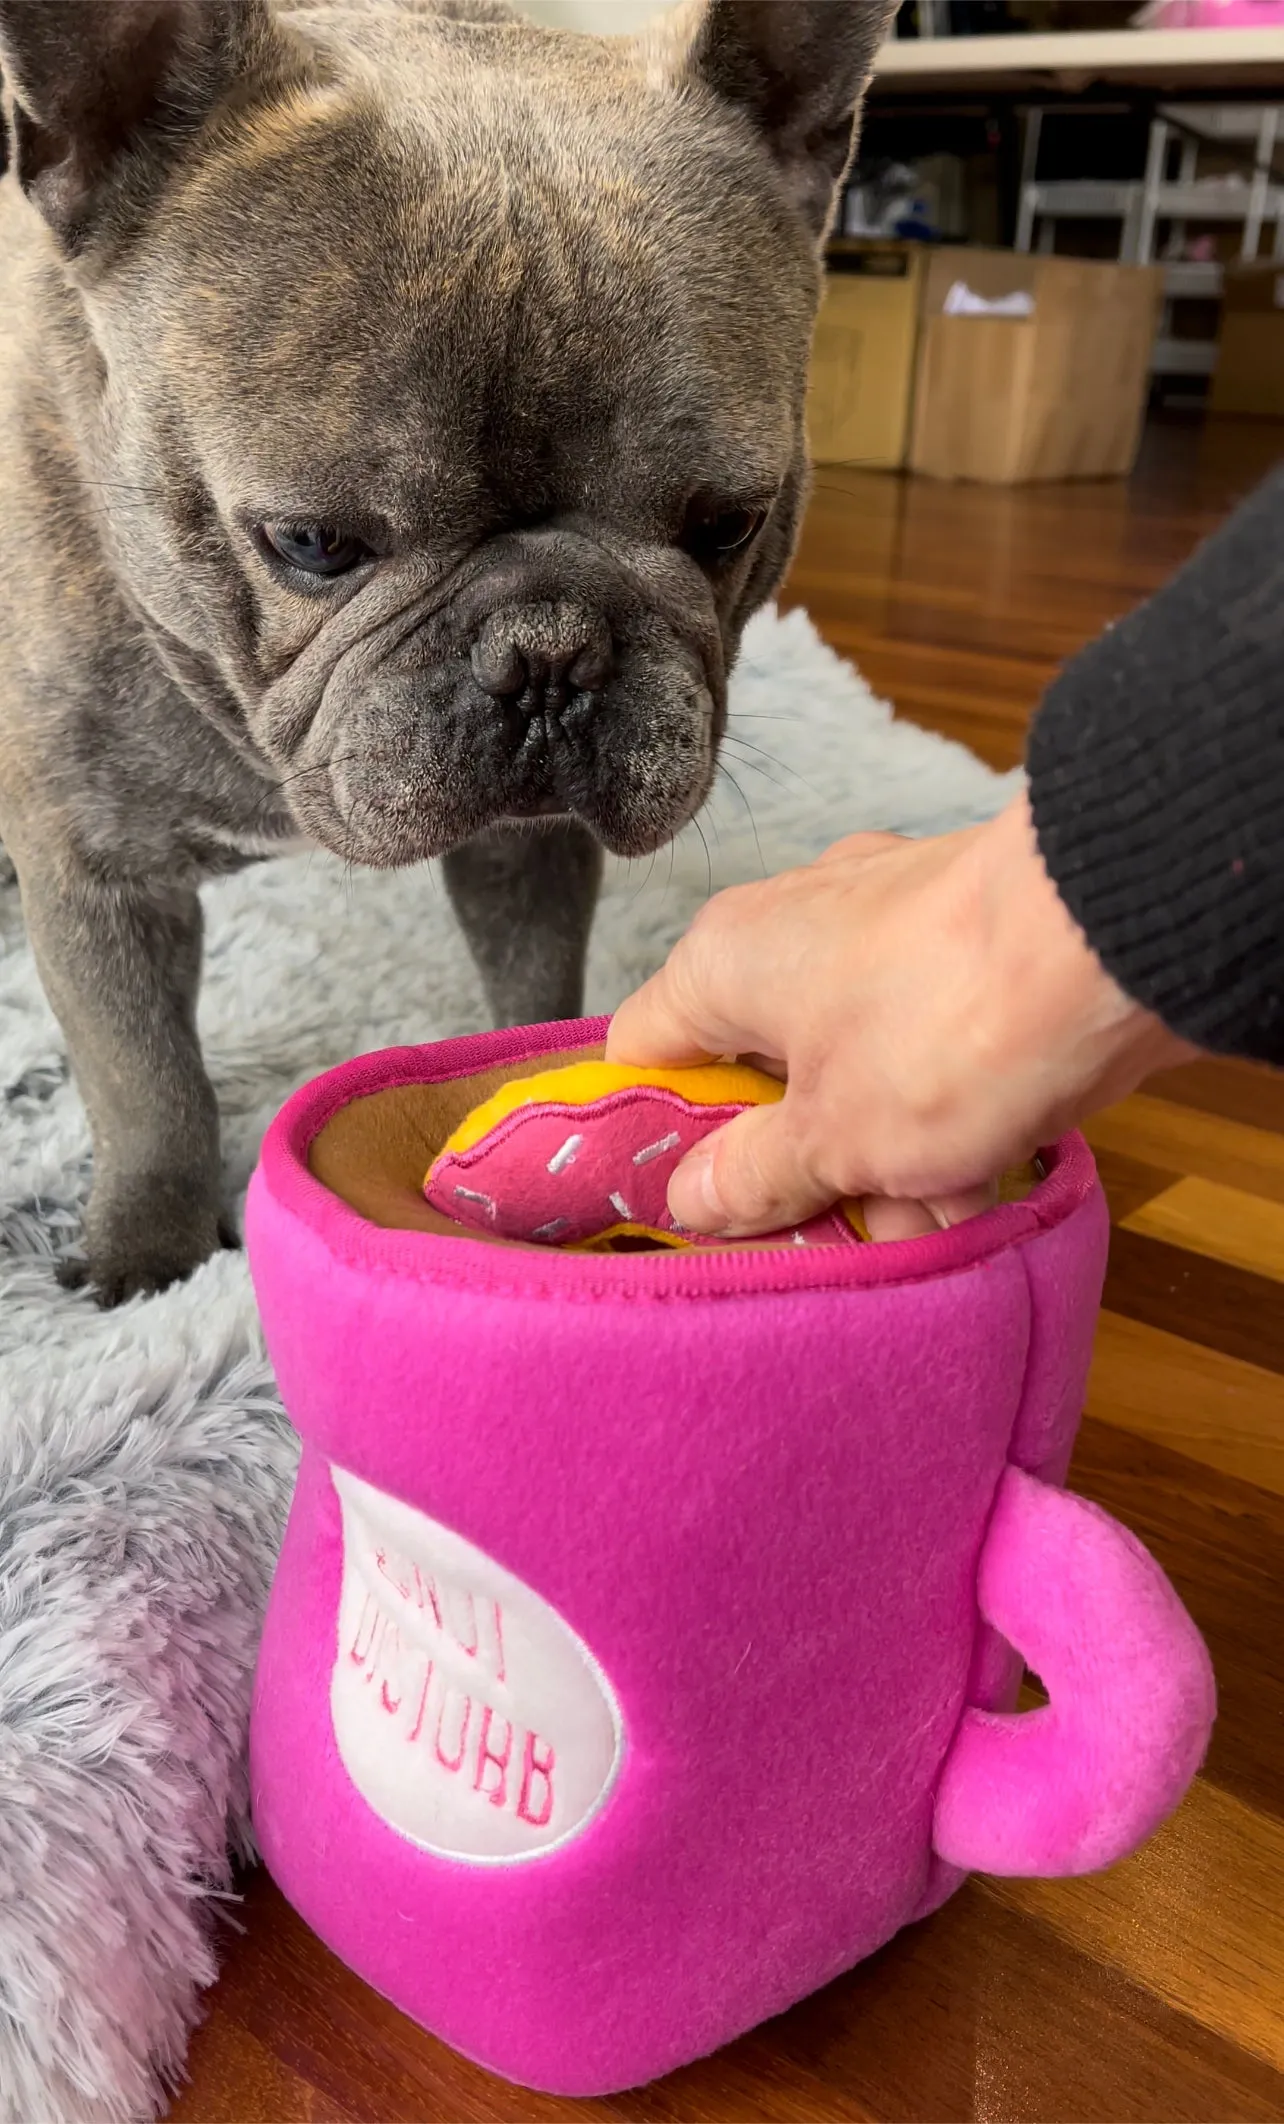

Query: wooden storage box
<box><xmin>807</xmin><ymin>242</ymin><xmax>930</xmax><ymax>470</ymax></box>
<box><xmin>809</xmin><ymin>244</ymin><xmax>1161</xmax><ymax>484</ymax></box>
<box><xmin>909</xmin><ymin>251</ymin><xmax>1162</xmax><ymax>485</ymax></box>
<box><xmin>1210</xmin><ymin>265</ymin><xmax>1284</xmax><ymax>418</ymax></box>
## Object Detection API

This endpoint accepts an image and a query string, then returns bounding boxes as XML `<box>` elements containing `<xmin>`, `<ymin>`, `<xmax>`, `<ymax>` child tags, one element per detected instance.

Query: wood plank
<box><xmin>885</xmin><ymin>696</ymin><xmax>1027</xmax><ymax>773</ymax></box>
<box><xmin>808</xmin><ymin>631</ymin><xmax>1053</xmax><ymax>701</ymax></box>
<box><xmin>723</xmin><ymin>1878</ymin><xmax>1284</xmax><ymax>2124</ymax></box>
<box><xmin>1125</xmin><ymin>1175</ymin><xmax>1284</xmax><ymax>1285</ymax></box>
<box><xmin>1092</xmin><ymin>1146</ymin><xmax>1178</xmax><ymax>1224</ymax></box>
<box><xmin>1088</xmin><ymin>1309</ymin><xmax>1284</xmax><ymax>1498</ymax></box>
<box><xmin>611</xmin><ymin>2043</ymin><xmax>877</xmax><ymax>2122</ymax></box>
<box><xmin>1148</xmin><ymin>1057</ymin><xmax>1284</xmax><ymax>1137</ymax></box>
<box><xmin>1070</xmin><ymin>1417</ymin><xmax>1284</xmax><ymax>1824</ymax></box>
<box><xmin>1101</xmin><ymin>1227</ymin><xmax>1284</xmax><ymax>1377</ymax></box>
<box><xmin>180</xmin><ymin>1869</ymin><xmax>1284</xmax><ymax>2124</ymax></box>
<box><xmin>173</xmin><ymin>1875</ymin><xmax>623</xmax><ymax>2124</ymax></box>
<box><xmin>1086</xmin><ymin>1095</ymin><xmax>1284</xmax><ymax>1208</ymax></box>
<box><xmin>171</xmin><ymin>2010</ymin><xmax>356</xmax><ymax>2124</ymax></box>
<box><xmin>984</xmin><ymin>1777</ymin><xmax>1284</xmax><ymax>2077</ymax></box>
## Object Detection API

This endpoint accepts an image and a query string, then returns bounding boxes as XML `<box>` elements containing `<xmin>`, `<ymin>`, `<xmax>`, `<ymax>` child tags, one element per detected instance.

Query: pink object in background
<box><xmin>1135</xmin><ymin>0</ymin><xmax>1284</xmax><ymax>26</ymax></box>
<box><xmin>246</xmin><ymin>1018</ymin><xmax>1216</xmax><ymax>2097</ymax></box>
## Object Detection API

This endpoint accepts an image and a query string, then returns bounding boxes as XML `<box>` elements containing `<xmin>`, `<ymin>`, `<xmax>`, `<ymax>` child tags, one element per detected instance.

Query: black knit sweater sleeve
<box><xmin>1027</xmin><ymin>464</ymin><xmax>1284</xmax><ymax>1064</ymax></box>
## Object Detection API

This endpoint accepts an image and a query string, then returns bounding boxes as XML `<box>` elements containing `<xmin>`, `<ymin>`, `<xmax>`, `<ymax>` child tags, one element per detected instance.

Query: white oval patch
<box><xmin>330</xmin><ymin>1467</ymin><xmax>623</xmax><ymax>1863</ymax></box>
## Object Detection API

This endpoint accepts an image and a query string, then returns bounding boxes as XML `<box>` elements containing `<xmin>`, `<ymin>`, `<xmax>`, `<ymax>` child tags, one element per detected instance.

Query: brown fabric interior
<box><xmin>308</xmin><ymin>1047</ymin><xmax>598</xmax><ymax>1247</ymax></box>
<box><xmin>307</xmin><ymin>1042</ymin><xmax>1038</xmax><ymax>1249</ymax></box>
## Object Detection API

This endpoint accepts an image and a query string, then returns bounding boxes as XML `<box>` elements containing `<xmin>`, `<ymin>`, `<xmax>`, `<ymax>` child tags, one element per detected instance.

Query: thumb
<box><xmin>812</xmin><ymin>828</ymin><xmax>907</xmax><ymax>867</ymax></box>
<box><xmin>668</xmin><ymin>1100</ymin><xmax>844</xmax><ymax>1237</ymax></box>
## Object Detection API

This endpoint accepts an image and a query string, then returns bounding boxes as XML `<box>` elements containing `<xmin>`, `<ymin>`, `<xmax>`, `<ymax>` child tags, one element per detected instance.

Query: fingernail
<box><xmin>669</xmin><ymin>1146</ymin><xmax>727</xmax><ymax>1231</ymax></box>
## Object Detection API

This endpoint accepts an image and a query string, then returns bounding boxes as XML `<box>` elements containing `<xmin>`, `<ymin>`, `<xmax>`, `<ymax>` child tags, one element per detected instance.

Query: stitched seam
<box><xmin>278</xmin><ymin>1215</ymin><xmax>1040</xmax><ymax>1306</ymax></box>
<box><xmin>260</xmin><ymin>1038</ymin><xmax>1098</xmax><ymax>1306</ymax></box>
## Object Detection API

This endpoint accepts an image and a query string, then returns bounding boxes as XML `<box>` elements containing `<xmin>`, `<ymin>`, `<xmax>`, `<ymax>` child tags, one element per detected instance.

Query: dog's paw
<box><xmin>77</xmin><ymin>1182</ymin><xmax>229</xmax><ymax>1307</ymax></box>
<box><xmin>87</xmin><ymin>1244</ymin><xmax>217</xmax><ymax>1307</ymax></box>
<box><xmin>85</xmin><ymin>1238</ymin><xmax>219</xmax><ymax>1308</ymax></box>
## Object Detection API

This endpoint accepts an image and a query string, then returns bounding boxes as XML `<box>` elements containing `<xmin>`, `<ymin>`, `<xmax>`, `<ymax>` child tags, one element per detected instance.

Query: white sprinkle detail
<box><xmin>547</xmin><ymin>1134</ymin><xmax>583</xmax><ymax>1174</ymax></box>
<box><xmin>532</xmin><ymin>1217</ymin><xmax>570</xmax><ymax>1240</ymax></box>
<box><xmin>792</xmin><ymin>1231</ymin><xmax>807</xmax><ymax>1245</ymax></box>
<box><xmin>454</xmin><ymin>1186</ymin><xmax>497</xmax><ymax>1219</ymax></box>
<box><xmin>632</xmin><ymin>1131</ymin><xmax>681</xmax><ymax>1166</ymax></box>
<box><xmin>609</xmin><ymin>1193</ymin><xmax>633</xmax><ymax>1221</ymax></box>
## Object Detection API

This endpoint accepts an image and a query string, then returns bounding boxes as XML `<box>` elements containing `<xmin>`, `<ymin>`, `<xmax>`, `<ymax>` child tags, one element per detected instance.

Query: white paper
<box><xmin>942</xmin><ymin>280</ymin><xmax>1036</xmax><ymax>319</ymax></box>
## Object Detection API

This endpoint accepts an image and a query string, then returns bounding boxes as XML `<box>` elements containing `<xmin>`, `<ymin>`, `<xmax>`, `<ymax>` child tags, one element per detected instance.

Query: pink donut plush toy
<box><xmin>422</xmin><ymin>1056</ymin><xmax>867</xmax><ymax>1251</ymax></box>
<box><xmin>247</xmin><ymin>1017</ymin><xmax>1215</xmax><ymax>2097</ymax></box>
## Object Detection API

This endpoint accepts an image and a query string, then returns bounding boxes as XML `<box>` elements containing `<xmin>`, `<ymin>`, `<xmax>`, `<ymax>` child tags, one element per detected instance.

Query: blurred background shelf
<box><xmin>871</xmin><ymin>26</ymin><xmax>1284</xmax><ymax>91</ymax></box>
<box><xmin>528</xmin><ymin>0</ymin><xmax>1284</xmax><ymax>427</ymax></box>
<box><xmin>1013</xmin><ymin>102</ymin><xmax>1284</xmax><ymax>377</ymax></box>
<box><xmin>1018</xmin><ymin>105</ymin><xmax>1284</xmax><ymax>259</ymax></box>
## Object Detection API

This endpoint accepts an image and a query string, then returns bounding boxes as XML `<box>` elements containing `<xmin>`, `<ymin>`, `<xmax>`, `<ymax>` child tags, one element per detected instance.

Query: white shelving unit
<box><xmin>872</xmin><ymin>26</ymin><xmax>1284</xmax><ymax>89</ymax></box>
<box><xmin>1013</xmin><ymin>103</ymin><xmax>1284</xmax><ymax>377</ymax></box>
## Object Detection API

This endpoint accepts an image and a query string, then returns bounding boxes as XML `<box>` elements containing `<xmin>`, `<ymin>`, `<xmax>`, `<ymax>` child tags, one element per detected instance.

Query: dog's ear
<box><xmin>657</xmin><ymin>0</ymin><xmax>897</xmax><ymax>241</ymax></box>
<box><xmin>0</xmin><ymin>0</ymin><xmax>271</xmax><ymax>253</ymax></box>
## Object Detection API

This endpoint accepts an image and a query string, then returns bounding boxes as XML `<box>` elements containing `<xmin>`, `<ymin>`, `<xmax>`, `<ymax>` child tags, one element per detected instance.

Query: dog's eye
<box><xmin>260</xmin><ymin>523</ymin><xmax>371</xmax><ymax>577</ymax></box>
<box><xmin>681</xmin><ymin>504</ymin><xmax>767</xmax><ymax>566</ymax></box>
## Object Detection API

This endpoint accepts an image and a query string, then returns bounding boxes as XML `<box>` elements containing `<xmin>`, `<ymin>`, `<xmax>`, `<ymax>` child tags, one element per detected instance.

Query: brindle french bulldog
<box><xmin>0</xmin><ymin>0</ymin><xmax>893</xmax><ymax>1303</ymax></box>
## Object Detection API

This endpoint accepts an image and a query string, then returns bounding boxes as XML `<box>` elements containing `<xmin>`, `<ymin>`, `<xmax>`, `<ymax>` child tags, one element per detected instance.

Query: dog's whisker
<box><xmin>717</xmin><ymin>767</ymin><xmax>768</xmax><ymax>879</ymax></box>
<box><xmin>660</xmin><ymin>831</ymin><xmax>678</xmax><ymax>917</ymax></box>
<box><xmin>628</xmin><ymin>847</ymin><xmax>659</xmax><ymax>906</ymax></box>
<box><xmin>723</xmin><ymin>733</ymin><xmax>814</xmax><ymax>790</ymax></box>
<box><xmin>725</xmin><ymin>760</ymin><xmax>794</xmax><ymax>801</ymax></box>
<box><xmin>808</xmin><ymin>471</ymin><xmax>890</xmax><ymax>491</ymax></box>
<box><xmin>721</xmin><ymin>744</ymin><xmax>805</xmax><ymax>801</ymax></box>
<box><xmin>245</xmin><ymin>759</ymin><xmax>337</xmax><ymax>834</ymax></box>
<box><xmin>338</xmin><ymin>780</ymin><xmax>372</xmax><ymax>897</ymax></box>
<box><xmin>690</xmin><ymin>813</ymin><xmax>713</xmax><ymax>906</ymax></box>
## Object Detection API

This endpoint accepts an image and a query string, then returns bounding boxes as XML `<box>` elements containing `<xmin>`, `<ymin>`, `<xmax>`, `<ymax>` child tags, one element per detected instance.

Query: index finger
<box><xmin>605</xmin><ymin>952</ymin><xmax>729</xmax><ymax>1066</ymax></box>
<box><xmin>607</xmin><ymin>882</ymin><xmax>780</xmax><ymax>1068</ymax></box>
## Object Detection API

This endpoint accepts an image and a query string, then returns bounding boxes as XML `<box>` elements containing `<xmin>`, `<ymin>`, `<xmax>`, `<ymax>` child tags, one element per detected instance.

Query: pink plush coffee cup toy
<box><xmin>246</xmin><ymin>1016</ymin><xmax>1215</xmax><ymax>2096</ymax></box>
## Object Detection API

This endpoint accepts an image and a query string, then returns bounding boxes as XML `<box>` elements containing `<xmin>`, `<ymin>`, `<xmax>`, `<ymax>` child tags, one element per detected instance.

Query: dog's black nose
<box><xmin>471</xmin><ymin>602</ymin><xmax>613</xmax><ymax>716</ymax></box>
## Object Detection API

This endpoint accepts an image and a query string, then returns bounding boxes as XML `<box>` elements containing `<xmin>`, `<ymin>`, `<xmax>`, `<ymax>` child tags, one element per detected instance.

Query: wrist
<box><xmin>972</xmin><ymin>790</ymin><xmax>1192</xmax><ymax>1093</ymax></box>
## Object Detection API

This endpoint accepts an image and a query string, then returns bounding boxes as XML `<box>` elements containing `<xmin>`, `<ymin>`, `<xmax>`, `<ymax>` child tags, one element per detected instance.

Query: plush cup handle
<box><xmin>933</xmin><ymin>1465</ymin><xmax>1216</xmax><ymax>1878</ymax></box>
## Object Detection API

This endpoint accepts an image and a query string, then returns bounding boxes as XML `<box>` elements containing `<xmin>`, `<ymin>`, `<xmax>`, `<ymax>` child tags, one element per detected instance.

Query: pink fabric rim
<box><xmin>255</xmin><ymin>1016</ymin><xmax>1101</xmax><ymax>1305</ymax></box>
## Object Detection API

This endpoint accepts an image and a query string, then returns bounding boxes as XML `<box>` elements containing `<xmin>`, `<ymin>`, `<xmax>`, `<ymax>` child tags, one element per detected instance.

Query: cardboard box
<box><xmin>809</xmin><ymin>244</ymin><xmax>1161</xmax><ymax>483</ymax></box>
<box><xmin>909</xmin><ymin>251</ymin><xmax>1162</xmax><ymax>484</ymax></box>
<box><xmin>807</xmin><ymin>242</ymin><xmax>929</xmax><ymax>469</ymax></box>
<box><xmin>1210</xmin><ymin>265</ymin><xmax>1284</xmax><ymax>418</ymax></box>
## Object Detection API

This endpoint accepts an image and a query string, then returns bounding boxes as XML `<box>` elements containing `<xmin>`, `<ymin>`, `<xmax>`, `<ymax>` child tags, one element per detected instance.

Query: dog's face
<box><xmin>1</xmin><ymin>0</ymin><xmax>892</xmax><ymax>864</ymax></box>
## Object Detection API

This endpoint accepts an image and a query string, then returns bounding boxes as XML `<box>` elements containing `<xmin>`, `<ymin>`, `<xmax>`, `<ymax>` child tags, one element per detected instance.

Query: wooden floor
<box><xmin>175</xmin><ymin>413</ymin><xmax>1284</xmax><ymax>2124</ymax></box>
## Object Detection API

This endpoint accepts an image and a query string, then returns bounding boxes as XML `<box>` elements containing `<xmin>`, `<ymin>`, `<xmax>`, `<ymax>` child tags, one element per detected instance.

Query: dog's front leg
<box><xmin>443</xmin><ymin>819</ymin><xmax>604</xmax><ymax>1028</ymax></box>
<box><xmin>18</xmin><ymin>855</ymin><xmax>226</xmax><ymax>1304</ymax></box>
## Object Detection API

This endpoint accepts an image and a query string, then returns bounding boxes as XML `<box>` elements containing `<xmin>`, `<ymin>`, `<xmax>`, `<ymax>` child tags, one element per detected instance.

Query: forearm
<box><xmin>1028</xmin><ymin>466</ymin><xmax>1284</xmax><ymax>1064</ymax></box>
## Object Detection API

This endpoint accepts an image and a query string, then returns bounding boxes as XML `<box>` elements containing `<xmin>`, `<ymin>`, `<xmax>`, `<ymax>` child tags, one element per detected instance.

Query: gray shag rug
<box><xmin>0</xmin><ymin>608</ymin><xmax>1014</xmax><ymax>2123</ymax></box>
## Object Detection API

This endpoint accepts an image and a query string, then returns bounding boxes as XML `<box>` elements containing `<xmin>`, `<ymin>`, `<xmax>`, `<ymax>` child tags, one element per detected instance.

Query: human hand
<box><xmin>606</xmin><ymin>791</ymin><xmax>1194</xmax><ymax>1240</ymax></box>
